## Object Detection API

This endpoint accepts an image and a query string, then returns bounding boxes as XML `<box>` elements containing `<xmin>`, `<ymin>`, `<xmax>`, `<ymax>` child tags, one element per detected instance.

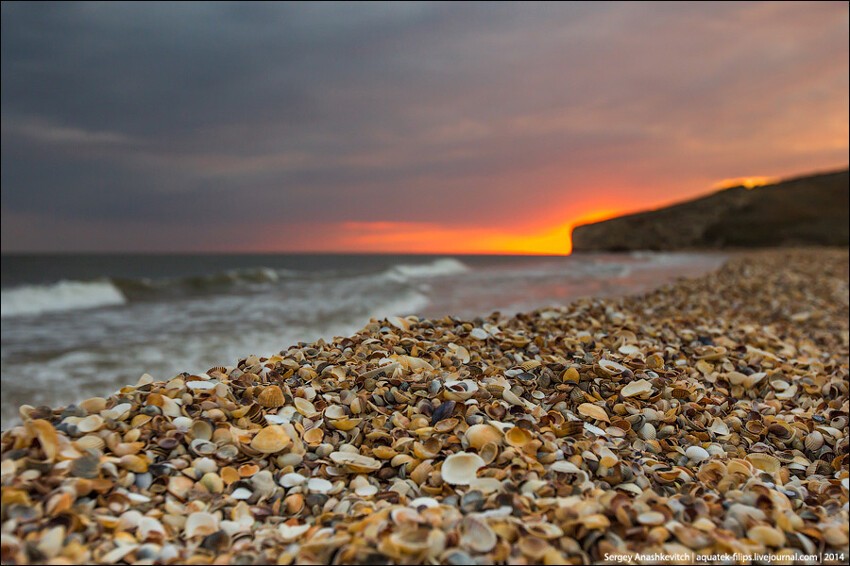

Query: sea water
<box><xmin>0</xmin><ymin>252</ymin><xmax>724</xmax><ymax>428</ymax></box>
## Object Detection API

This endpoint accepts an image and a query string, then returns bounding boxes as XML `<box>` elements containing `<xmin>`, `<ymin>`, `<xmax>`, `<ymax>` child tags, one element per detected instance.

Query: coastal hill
<box><xmin>571</xmin><ymin>169</ymin><xmax>849</xmax><ymax>251</ymax></box>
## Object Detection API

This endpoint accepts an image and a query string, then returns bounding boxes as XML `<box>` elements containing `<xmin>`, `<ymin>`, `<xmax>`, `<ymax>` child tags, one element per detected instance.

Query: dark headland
<box><xmin>571</xmin><ymin>169</ymin><xmax>849</xmax><ymax>252</ymax></box>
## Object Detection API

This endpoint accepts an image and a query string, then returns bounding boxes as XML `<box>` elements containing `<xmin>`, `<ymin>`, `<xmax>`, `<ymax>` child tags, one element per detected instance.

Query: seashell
<box><xmin>561</xmin><ymin>367</ymin><xmax>581</xmax><ymax>383</ymax></box>
<box><xmin>433</xmin><ymin>417</ymin><xmax>459</xmax><ymax>433</ymax></box>
<box><xmin>519</xmin><ymin>360</ymin><xmax>541</xmax><ymax>371</ymax></box>
<box><xmin>36</xmin><ymin>526</ymin><xmax>65</xmax><ymax>559</ymax></box>
<box><xmin>524</xmin><ymin>522</ymin><xmax>564</xmax><ymax>540</ymax></box>
<box><xmin>302</xmin><ymin>427</ymin><xmax>324</xmax><ymax>446</ymax></box>
<box><xmin>77</xmin><ymin>415</ymin><xmax>105</xmax><ymax>433</ymax></box>
<box><xmin>671</xmin><ymin>388</ymin><xmax>690</xmax><ymax>399</ymax></box>
<box><xmin>279</xmin><ymin>523</ymin><xmax>311</xmax><ymax>543</ymax></box>
<box><xmin>639</xmin><ymin>423</ymin><xmax>657</xmax><ymax>440</ymax></box>
<box><xmin>328</xmin><ymin>417</ymin><xmax>362</xmax><ymax>431</ymax></box>
<box><xmin>620</xmin><ymin>379</ymin><xmax>653</xmax><ymax>398</ymax></box>
<box><xmin>280</xmin><ymin>473</ymin><xmax>308</xmax><ymax>488</ymax></box>
<box><xmin>517</xmin><ymin>536</ymin><xmax>552</xmax><ymax>560</ymax></box>
<box><xmin>597</xmin><ymin>446</ymin><xmax>619</xmax><ymax>468</ymax></box>
<box><xmin>409</xmin><ymin>497</ymin><xmax>440</xmax><ymax>509</ymax></box>
<box><xmin>294</xmin><ymin>397</ymin><xmax>319</xmax><ymax>417</ymax></box>
<box><xmin>598</xmin><ymin>359</ymin><xmax>628</xmax><ymax>375</ymax></box>
<box><xmin>505</xmin><ymin>426</ymin><xmax>533</xmax><ymax>448</ymax></box>
<box><xmin>581</xmin><ymin>514</ymin><xmax>610</xmax><ymax>530</ymax></box>
<box><xmin>184</xmin><ymin>512</ymin><xmax>219</xmax><ymax>538</ymax></box>
<box><xmin>190</xmin><ymin>420</ymin><xmax>214</xmax><ymax>441</ymax></box>
<box><xmin>79</xmin><ymin>397</ymin><xmax>108</xmax><ymax>414</ymax></box>
<box><xmin>555</xmin><ymin>421</ymin><xmax>584</xmax><ymax>437</ymax></box>
<box><xmin>70</xmin><ymin>453</ymin><xmax>100</xmax><ymax>479</ymax></box>
<box><xmin>804</xmin><ymin>430</ymin><xmax>824</xmax><ymax>452</ymax></box>
<box><xmin>685</xmin><ymin>446</ymin><xmax>710</xmax><ymax>464</ymax></box>
<box><xmin>119</xmin><ymin>455</ymin><xmax>148</xmax><ymax>473</ymax></box>
<box><xmin>99</xmin><ymin>403</ymin><xmax>131</xmax><ymax>421</ymax></box>
<box><xmin>465</xmin><ymin>424</ymin><xmax>503</xmax><ymax>449</ymax></box>
<box><xmin>74</xmin><ymin>435</ymin><xmax>106</xmax><ymax>452</ymax></box>
<box><xmin>307</xmin><ymin>477</ymin><xmax>333</xmax><ymax>494</ymax></box>
<box><xmin>250</xmin><ymin>425</ymin><xmax>291</xmax><ymax>454</ymax></box>
<box><xmin>570</xmin><ymin>387</ymin><xmax>586</xmax><ymax>403</ymax></box>
<box><xmin>329</xmin><ymin>451</ymin><xmax>382</xmax><ymax>472</ymax></box>
<box><xmin>137</xmin><ymin>517</ymin><xmax>166</xmax><ymax>541</ymax></box>
<box><xmin>441</xmin><ymin>452</ymin><xmax>485</xmax><ymax>485</ymax></box>
<box><xmin>478</xmin><ymin>442</ymin><xmax>500</xmax><ymax>465</ymax></box>
<box><xmin>231</xmin><ymin>487</ymin><xmax>253</xmax><ymax>500</ymax></box>
<box><xmin>708</xmin><ymin>418</ymin><xmax>729</xmax><ymax>436</ymax></box>
<box><xmin>747</xmin><ymin>525</ymin><xmax>786</xmax><ymax>547</ymax></box>
<box><xmin>443</xmin><ymin>380</ymin><xmax>479</xmax><ymax>402</ymax></box>
<box><xmin>460</xmin><ymin>516</ymin><xmax>497</xmax><ymax>553</ymax></box>
<box><xmin>646</xmin><ymin>353</ymin><xmax>664</xmax><ymax>369</ymax></box>
<box><xmin>747</xmin><ymin>453</ymin><xmax>780</xmax><ymax>473</ymax></box>
<box><xmin>578</xmin><ymin>403</ymin><xmax>610</xmax><ymax>423</ymax></box>
<box><xmin>257</xmin><ymin>386</ymin><xmax>285</xmax><ymax>408</ymax></box>
<box><xmin>637</xmin><ymin>511</ymin><xmax>666</xmax><ymax>526</ymax></box>
<box><xmin>200</xmin><ymin>472</ymin><xmax>224</xmax><ymax>493</ymax></box>
<box><xmin>284</xmin><ymin>493</ymin><xmax>305</xmax><ymax>515</ymax></box>
<box><xmin>470</xmin><ymin>328</ymin><xmax>489</xmax><ymax>340</ymax></box>
<box><xmin>469</xmin><ymin>477</ymin><xmax>502</xmax><ymax>494</ymax></box>
<box><xmin>430</xmin><ymin>400</ymin><xmax>457</xmax><ymax>424</ymax></box>
<box><xmin>30</xmin><ymin>420</ymin><xmax>59</xmax><ymax>462</ymax></box>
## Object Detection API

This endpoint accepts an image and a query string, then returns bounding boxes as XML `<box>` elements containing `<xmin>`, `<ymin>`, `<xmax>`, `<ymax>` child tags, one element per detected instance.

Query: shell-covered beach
<box><xmin>1</xmin><ymin>248</ymin><xmax>848</xmax><ymax>565</ymax></box>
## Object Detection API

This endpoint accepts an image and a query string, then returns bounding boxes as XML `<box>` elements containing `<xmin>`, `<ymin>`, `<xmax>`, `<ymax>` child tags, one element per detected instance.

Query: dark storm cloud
<box><xmin>2</xmin><ymin>1</ymin><xmax>848</xmax><ymax>250</ymax></box>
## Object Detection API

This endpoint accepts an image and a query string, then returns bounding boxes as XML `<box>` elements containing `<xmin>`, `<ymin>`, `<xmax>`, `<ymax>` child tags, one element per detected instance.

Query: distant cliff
<box><xmin>571</xmin><ymin>169</ymin><xmax>849</xmax><ymax>252</ymax></box>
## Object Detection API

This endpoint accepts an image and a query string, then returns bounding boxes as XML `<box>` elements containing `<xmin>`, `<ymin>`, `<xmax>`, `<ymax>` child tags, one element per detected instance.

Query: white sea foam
<box><xmin>383</xmin><ymin>258</ymin><xmax>468</xmax><ymax>282</ymax></box>
<box><xmin>1</xmin><ymin>280</ymin><xmax>127</xmax><ymax>318</ymax></box>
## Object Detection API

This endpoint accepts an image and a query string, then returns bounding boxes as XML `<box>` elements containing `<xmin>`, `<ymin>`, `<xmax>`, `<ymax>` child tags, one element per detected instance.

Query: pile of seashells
<box><xmin>1</xmin><ymin>249</ymin><xmax>848</xmax><ymax>564</ymax></box>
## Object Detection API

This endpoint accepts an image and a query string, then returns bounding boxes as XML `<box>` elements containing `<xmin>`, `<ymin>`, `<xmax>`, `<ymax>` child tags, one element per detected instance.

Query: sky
<box><xmin>1</xmin><ymin>1</ymin><xmax>847</xmax><ymax>254</ymax></box>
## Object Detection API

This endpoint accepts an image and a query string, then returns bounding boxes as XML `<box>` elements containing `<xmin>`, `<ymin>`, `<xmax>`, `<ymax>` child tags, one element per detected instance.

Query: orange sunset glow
<box><xmin>1</xmin><ymin>2</ymin><xmax>847</xmax><ymax>254</ymax></box>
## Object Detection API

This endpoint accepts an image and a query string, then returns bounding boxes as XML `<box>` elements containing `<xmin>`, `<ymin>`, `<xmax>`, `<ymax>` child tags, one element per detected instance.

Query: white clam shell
<box><xmin>441</xmin><ymin>452</ymin><xmax>485</xmax><ymax>485</ymax></box>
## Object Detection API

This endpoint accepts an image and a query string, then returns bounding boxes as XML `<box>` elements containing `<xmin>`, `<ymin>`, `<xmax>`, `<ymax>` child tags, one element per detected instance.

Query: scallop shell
<box><xmin>441</xmin><ymin>452</ymin><xmax>485</xmax><ymax>485</ymax></box>
<box><xmin>747</xmin><ymin>453</ymin><xmax>780</xmax><ymax>473</ymax></box>
<box><xmin>257</xmin><ymin>386</ymin><xmax>285</xmax><ymax>408</ymax></box>
<box><xmin>250</xmin><ymin>425</ymin><xmax>291</xmax><ymax>454</ymax></box>
<box><xmin>74</xmin><ymin>435</ymin><xmax>106</xmax><ymax>452</ymax></box>
<box><xmin>804</xmin><ymin>430</ymin><xmax>824</xmax><ymax>452</ymax></box>
<box><xmin>77</xmin><ymin>415</ymin><xmax>105</xmax><ymax>433</ymax></box>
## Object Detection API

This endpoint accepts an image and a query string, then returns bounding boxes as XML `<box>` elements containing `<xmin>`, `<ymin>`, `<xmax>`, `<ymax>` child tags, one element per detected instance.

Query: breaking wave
<box><xmin>381</xmin><ymin>258</ymin><xmax>469</xmax><ymax>282</ymax></box>
<box><xmin>1</xmin><ymin>280</ymin><xmax>127</xmax><ymax>318</ymax></box>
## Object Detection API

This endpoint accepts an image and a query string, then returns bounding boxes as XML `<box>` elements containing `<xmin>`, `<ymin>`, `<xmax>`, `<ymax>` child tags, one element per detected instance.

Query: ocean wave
<box><xmin>113</xmin><ymin>266</ymin><xmax>296</xmax><ymax>299</ymax></box>
<box><xmin>382</xmin><ymin>258</ymin><xmax>468</xmax><ymax>282</ymax></box>
<box><xmin>1</xmin><ymin>280</ymin><xmax>127</xmax><ymax>318</ymax></box>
